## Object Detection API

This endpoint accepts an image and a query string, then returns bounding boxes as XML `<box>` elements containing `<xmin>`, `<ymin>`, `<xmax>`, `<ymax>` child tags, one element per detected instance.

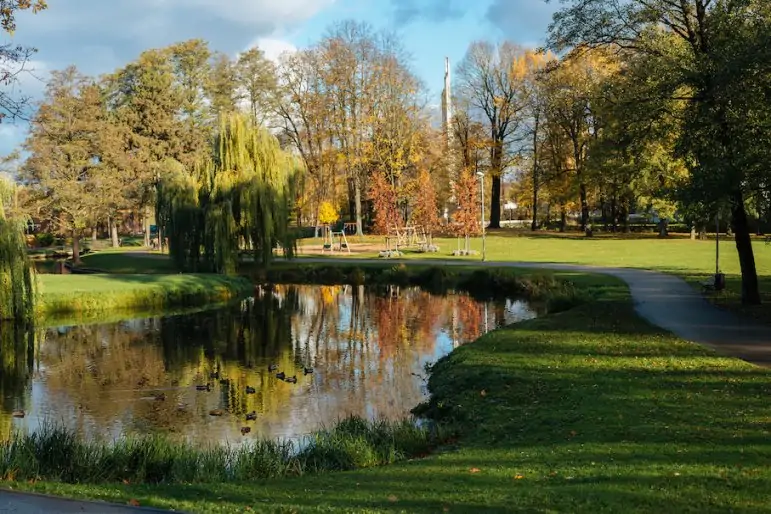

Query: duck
<box><xmin>195</xmin><ymin>384</ymin><xmax>212</xmax><ymax>392</ymax></box>
<box><xmin>268</xmin><ymin>363</ymin><xmax>278</xmax><ymax>372</ymax></box>
<box><xmin>284</xmin><ymin>376</ymin><xmax>298</xmax><ymax>384</ymax></box>
<box><xmin>276</xmin><ymin>372</ymin><xmax>286</xmax><ymax>380</ymax></box>
<box><xmin>240</xmin><ymin>427</ymin><xmax>251</xmax><ymax>436</ymax></box>
<box><xmin>154</xmin><ymin>393</ymin><xmax>166</xmax><ymax>401</ymax></box>
<box><xmin>11</xmin><ymin>410</ymin><xmax>24</xmax><ymax>418</ymax></box>
<box><xmin>245</xmin><ymin>411</ymin><xmax>257</xmax><ymax>421</ymax></box>
<box><xmin>303</xmin><ymin>367</ymin><xmax>314</xmax><ymax>375</ymax></box>
<box><xmin>209</xmin><ymin>409</ymin><xmax>224</xmax><ymax>417</ymax></box>
<box><xmin>245</xmin><ymin>386</ymin><xmax>256</xmax><ymax>394</ymax></box>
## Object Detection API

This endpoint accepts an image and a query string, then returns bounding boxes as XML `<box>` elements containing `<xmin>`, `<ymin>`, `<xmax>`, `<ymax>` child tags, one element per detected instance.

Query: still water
<box><xmin>1</xmin><ymin>285</ymin><xmax>536</xmax><ymax>444</ymax></box>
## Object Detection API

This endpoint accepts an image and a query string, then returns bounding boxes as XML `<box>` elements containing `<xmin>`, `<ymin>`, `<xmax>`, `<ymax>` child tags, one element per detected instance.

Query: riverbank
<box><xmin>9</xmin><ymin>270</ymin><xmax>771</xmax><ymax>512</ymax></box>
<box><xmin>297</xmin><ymin>230</ymin><xmax>771</xmax><ymax>325</ymax></box>
<box><xmin>35</xmin><ymin>273</ymin><xmax>253</xmax><ymax>326</ymax></box>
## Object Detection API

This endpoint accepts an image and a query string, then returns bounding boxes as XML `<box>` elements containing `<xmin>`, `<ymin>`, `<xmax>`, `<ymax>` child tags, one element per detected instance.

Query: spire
<box><xmin>441</xmin><ymin>57</ymin><xmax>452</xmax><ymax>145</ymax></box>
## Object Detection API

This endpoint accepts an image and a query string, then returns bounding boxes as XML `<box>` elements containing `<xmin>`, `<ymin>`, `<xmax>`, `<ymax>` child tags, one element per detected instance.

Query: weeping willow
<box><xmin>157</xmin><ymin>113</ymin><xmax>302</xmax><ymax>275</ymax></box>
<box><xmin>0</xmin><ymin>177</ymin><xmax>35</xmax><ymax>322</ymax></box>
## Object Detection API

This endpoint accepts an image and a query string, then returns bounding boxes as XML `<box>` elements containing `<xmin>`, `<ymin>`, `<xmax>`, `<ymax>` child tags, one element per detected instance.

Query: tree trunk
<box><xmin>143</xmin><ymin>206</ymin><xmax>151</xmax><ymax>247</ymax></box>
<box><xmin>72</xmin><ymin>230</ymin><xmax>81</xmax><ymax>266</ymax></box>
<box><xmin>91</xmin><ymin>227</ymin><xmax>98</xmax><ymax>242</ymax></box>
<box><xmin>354</xmin><ymin>175</ymin><xmax>364</xmax><ymax>236</ymax></box>
<box><xmin>610</xmin><ymin>193</ymin><xmax>618</xmax><ymax>232</ymax></box>
<box><xmin>489</xmin><ymin>174</ymin><xmax>501</xmax><ymax>229</ymax></box>
<box><xmin>579</xmin><ymin>182</ymin><xmax>589</xmax><ymax>230</ymax></box>
<box><xmin>732</xmin><ymin>191</ymin><xmax>761</xmax><ymax>305</ymax></box>
<box><xmin>690</xmin><ymin>224</ymin><xmax>697</xmax><ymax>240</ymax></box>
<box><xmin>531</xmin><ymin>172</ymin><xmax>538</xmax><ymax>231</ymax></box>
<box><xmin>110</xmin><ymin>217</ymin><xmax>120</xmax><ymax>247</ymax></box>
<box><xmin>559</xmin><ymin>206</ymin><xmax>567</xmax><ymax>233</ymax></box>
<box><xmin>347</xmin><ymin>177</ymin><xmax>355</xmax><ymax>223</ymax></box>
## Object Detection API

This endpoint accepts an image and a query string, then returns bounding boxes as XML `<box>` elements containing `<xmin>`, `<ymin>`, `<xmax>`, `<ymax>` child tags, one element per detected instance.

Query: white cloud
<box><xmin>244</xmin><ymin>38</ymin><xmax>298</xmax><ymax>64</ymax></box>
<box><xmin>179</xmin><ymin>0</ymin><xmax>337</xmax><ymax>25</ymax></box>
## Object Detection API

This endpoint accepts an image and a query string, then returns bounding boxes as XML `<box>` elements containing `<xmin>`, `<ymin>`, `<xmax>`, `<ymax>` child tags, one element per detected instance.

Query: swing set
<box><xmin>320</xmin><ymin>222</ymin><xmax>351</xmax><ymax>254</ymax></box>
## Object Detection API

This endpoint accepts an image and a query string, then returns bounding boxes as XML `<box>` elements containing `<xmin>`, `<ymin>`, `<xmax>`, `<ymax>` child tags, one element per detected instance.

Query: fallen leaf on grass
<box><xmin>128</xmin><ymin>499</ymin><xmax>140</xmax><ymax>507</ymax></box>
<box><xmin>514</xmin><ymin>474</ymin><xmax>524</xmax><ymax>480</ymax></box>
<box><xmin>480</xmin><ymin>390</ymin><xmax>487</xmax><ymax>397</ymax></box>
<box><xmin>469</xmin><ymin>468</ymin><xmax>481</xmax><ymax>474</ymax></box>
<box><xmin>388</xmin><ymin>495</ymin><xmax>398</xmax><ymax>502</ymax></box>
<box><xmin>122</xmin><ymin>479</ymin><xmax>130</xmax><ymax>485</ymax></box>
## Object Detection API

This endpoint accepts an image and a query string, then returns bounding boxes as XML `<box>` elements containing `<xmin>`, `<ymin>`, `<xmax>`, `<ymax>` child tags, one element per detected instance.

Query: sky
<box><xmin>0</xmin><ymin>0</ymin><xmax>559</xmax><ymax>158</ymax></box>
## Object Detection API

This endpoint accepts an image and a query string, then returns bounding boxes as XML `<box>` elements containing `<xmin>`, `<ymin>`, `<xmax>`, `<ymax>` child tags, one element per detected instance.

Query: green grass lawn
<box><xmin>36</xmin><ymin>273</ymin><xmax>252</xmax><ymax>326</ymax></box>
<box><xmin>78</xmin><ymin>251</ymin><xmax>175</xmax><ymax>274</ymax></box>
<box><xmin>11</xmin><ymin>271</ymin><xmax>771</xmax><ymax>513</ymax></box>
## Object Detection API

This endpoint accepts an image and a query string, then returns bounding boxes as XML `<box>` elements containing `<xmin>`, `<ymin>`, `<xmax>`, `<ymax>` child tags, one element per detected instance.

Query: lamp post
<box><xmin>476</xmin><ymin>172</ymin><xmax>486</xmax><ymax>262</ymax></box>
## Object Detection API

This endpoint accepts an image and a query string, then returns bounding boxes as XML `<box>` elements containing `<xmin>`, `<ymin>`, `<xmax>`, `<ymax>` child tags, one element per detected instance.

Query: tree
<box><xmin>207</xmin><ymin>51</ymin><xmax>238</xmax><ymax>120</ymax></box>
<box><xmin>275</xmin><ymin>48</ymin><xmax>335</xmax><ymax>234</ymax></box>
<box><xmin>367</xmin><ymin>171</ymin><xmax>399</xmax><ymax>235</ymax></box>
<box><xmin>0</xmin><ymin>175</ymin><xmax>34</xmax><ymax>322</ymax></box>
<box><xmin>0</xmin><ymin>0</ymin><xmax>47</xmax><ymax>121</ymax></box>
<box><xmin>540</xmin><ymin>49</ymin><xmax>616</xmax><ymax>231</ymax></box>
<box><xmin>21</xmin><ymin>67</ymin><xmax>105</xmax><ymax>265</ymax></box>
<box><xmin>106</xmin><ymin>47</ymin><xmax>181</xmax><ymax>247</ymax></box>
<box><xmin>235</xmin><ymin>47</ymin><xmax>277</xmax><ymax>127</ymax></box>
<box><xmin>409</xmin><ymin>168</ymin><xmax>440</xmax><ymax>234</ymax></box>
<box><xmin>456</xmin><ymin>41</ymin><xmax>528</xmax><ymax>228</ymax></box>
<box><xmin>520</xmin><ymin>50</ymin><xmax>556</xmax><ymax>230</ymax></box>
<box><xmin>548</xmin><ymin>0</ymin><xmax>770</xmax><ymax>303</ymax></box>
<box><xmin>318</xmin><ymin>201</ymin><xmax>339</xmax><ymax>225</ymax></box>
<box><xmin>157</xmin><ymin>112</ymin><xmax>302</xmax><ymax>274</ymax></box>
<box><xmin>452</xmin><ymin>168</ymin><xmax>481</xmax><ymax>253</ymax></box>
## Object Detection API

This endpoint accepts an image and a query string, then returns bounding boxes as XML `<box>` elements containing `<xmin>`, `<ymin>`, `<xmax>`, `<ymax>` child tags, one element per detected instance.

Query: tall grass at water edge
<box><xmin>0</xmin><ymin>417</ymin><xmax>448</xmax><ymax>484</ymax></box>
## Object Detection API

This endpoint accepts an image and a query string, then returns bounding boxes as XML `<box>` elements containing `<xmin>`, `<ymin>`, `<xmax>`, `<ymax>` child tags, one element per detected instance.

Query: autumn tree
<box><xmin>21</xmin><ymin>67</ymin><xmax>106</xmax><ymax>265</ymax></box>
<box><xmin>409</xmin><ymin>168</ymin><xmax>440</xmax><ymax>234</ymax></box>
<box><xmin>368</xmin><ymin>171</ymin><xmax>400</xmax><ymax>235</ymax></box>
<box><xmin>452</xmin><ymin>168</ymin><xmax>480</xmax><ymax>253</ymax></box>
<box><xmin>456</xmin><ymin>41</ymin><xmax>528</xmax><ymax>229</ymax></box>
<box><xmin>207</xmin><ymin>51</ymin><xmax>238</xmax><ymax>120</ymax></box>
<box><xmin>275</xmin><ymin>48</ymin><xmax>335</xmax><ymax>234</ymax></box>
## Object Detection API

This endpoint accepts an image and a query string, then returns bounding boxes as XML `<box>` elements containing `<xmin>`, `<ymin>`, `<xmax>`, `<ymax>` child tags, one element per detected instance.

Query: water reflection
<box><xmin>1</xmin><ymin>285</ymin><xmax>536</xmax><ymax>444</ymax></box>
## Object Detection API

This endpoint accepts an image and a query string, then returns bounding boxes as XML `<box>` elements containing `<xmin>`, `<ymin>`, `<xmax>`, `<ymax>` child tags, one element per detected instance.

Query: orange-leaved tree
<box><xmin>452</xmin><ymin>168</ymin><xmax>481</xmax><ymax>253</ymax></box>
<box><xmin>409</xmin><ymin>168</ymin><xmax>440</xmax><ymax>235</ymax></box>
<box><xmin>368</xmin><ymin>171</ymin><xmax>400</xmax><ymax>235</ymax></box>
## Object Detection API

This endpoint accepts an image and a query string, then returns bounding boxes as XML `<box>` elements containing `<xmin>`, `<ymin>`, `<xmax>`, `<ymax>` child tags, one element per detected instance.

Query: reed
<box><xmin>0</xmin><ymin>416</ymin><xmax>448</xmax><ymax>484</ymax></box>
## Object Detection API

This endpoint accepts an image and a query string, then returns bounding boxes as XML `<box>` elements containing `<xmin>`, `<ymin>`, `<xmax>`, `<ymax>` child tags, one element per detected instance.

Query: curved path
<box><xmin>301</xmin><ymin>257</ymin><xmax>771</xmax><ymax>367</ymax></box>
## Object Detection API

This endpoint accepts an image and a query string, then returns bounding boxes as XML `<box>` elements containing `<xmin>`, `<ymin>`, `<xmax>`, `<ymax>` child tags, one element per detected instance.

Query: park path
<box><xmin>300</xmin><ymin>257</ymin><xmax>771</xmax><ymax>367</ymax></box>
<box><xmin>0</xmin><ymin>489</ymin><xmax>178</xmax><ymax>514</ymax></box>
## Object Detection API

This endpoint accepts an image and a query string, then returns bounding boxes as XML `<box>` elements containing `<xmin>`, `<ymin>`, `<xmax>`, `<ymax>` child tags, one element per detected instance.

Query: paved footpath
<box><xmin>302</xmin><ymin>258</ymin><xmax>771</xmax><ymax>367</ymax></box>
<box><xmin>0</xmin><ymin>489</ymin><xmax>178</xmax><ymax>514</ymax></box>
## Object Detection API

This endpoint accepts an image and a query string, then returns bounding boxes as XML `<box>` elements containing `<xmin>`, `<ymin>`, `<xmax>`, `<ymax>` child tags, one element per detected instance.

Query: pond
<box><xmin>0</xmin><ymin>284</ymin><xmax>537</xmax><ymax>445</ymax></box>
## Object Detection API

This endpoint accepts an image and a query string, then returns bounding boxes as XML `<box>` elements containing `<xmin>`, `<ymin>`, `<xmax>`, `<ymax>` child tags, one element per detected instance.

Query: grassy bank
<box><xmin>9</xmin><ymin>271</ymin><xmax>771</xmax><ymax>512</ymax></box>
<box><xmin>264</xmin><ymin>262</ymin><xmax>589</xmax><ymax>312</ymax></box>
<box><xmin>0</xmin><ymin>416</ymin><xmax>443</xmax><ymax>484</ymax></box>
<box><xmin>36</xmin><ymin>273</ymin><xmax>253</xmax><ymax>326</ymax></box>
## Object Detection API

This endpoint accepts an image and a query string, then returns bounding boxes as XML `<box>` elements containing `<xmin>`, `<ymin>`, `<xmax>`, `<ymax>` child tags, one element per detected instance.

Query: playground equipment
<box><xmin>380</xmin><ymin>225</ymin><xmax>439</xmax><ymax>258</ymax></box>
<box><xmin>321</xmin><ymin>222</ymin><xmax>351</xmax><ymax>254</ymax></box>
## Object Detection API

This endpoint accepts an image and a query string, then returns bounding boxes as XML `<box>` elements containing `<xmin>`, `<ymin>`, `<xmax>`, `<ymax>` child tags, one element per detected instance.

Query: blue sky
<box><xmin>0</xmin><ymin>0</ymin><xmax>559</xmax><ymax>157</ymax></box>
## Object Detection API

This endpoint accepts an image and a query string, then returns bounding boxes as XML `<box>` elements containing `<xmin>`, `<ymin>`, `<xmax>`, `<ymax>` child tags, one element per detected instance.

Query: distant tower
<box><xmin>441</xmin><ymin>57</ymin><xmax>452</xmax><ymax>147</ymax></box>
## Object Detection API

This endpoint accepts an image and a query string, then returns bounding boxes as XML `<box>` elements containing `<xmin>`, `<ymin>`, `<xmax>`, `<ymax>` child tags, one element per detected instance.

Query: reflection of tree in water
<box><xmin>6</xmin><ymin>285</ymin><xmax>518</xmax><ymax>443</ymax></box>
<box><xmin>0</xmin><ymin>324</ymin><xmax>34</xmax><ymax>441</ymax></box>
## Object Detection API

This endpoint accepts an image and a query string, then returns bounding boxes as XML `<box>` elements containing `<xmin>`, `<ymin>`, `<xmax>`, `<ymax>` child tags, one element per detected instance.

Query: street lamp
<box><xmin>476</xmin><ymin>172</ymin><xmax>486</xmax><ymax>262</ymax></box>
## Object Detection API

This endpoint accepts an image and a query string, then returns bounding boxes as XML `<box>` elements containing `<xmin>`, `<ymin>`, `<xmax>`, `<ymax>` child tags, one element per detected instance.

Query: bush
<box><xmin>35</xmin><ymin>232</ymin><xmax>55</xmax><ymax>247</ymax></box>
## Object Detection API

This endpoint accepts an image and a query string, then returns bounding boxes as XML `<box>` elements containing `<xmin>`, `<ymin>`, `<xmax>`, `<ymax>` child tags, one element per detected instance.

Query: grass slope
<box><xmin>36</xmin><ymin>273</ymin><xmax>253</xmax><ymax>326</ymax></box>
<box><xmin>11</xmin><ymin>272</ymin><xmax>771</xmax><ymax>513</ymax></box>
